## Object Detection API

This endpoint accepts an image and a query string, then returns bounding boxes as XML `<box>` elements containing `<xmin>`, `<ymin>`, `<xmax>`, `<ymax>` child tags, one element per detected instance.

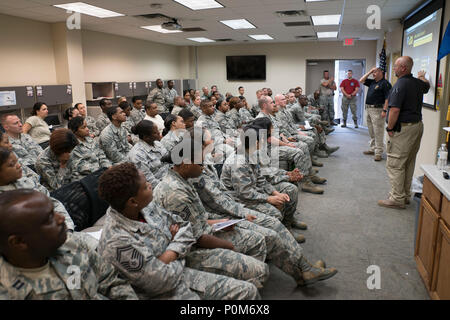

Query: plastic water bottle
<box><xmin>437</xmin><ymin>144</ymin><xmax>448</xmax><ymax>170</ymax></box>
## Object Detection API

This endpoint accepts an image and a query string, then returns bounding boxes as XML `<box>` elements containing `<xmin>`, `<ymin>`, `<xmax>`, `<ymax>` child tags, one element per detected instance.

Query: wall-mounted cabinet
<box><xmin>36</xmin><ymin>85</ymin><xmax>73</xmax><ymax>106</ymax></box>
<box><xmin>0</xmin><ymin>86</ymin><xmax>36</xmax><ymax>112</ymax></box>
<box><xmin>134</xmin><ymin>82</ymin><xmax>150</xmax><ymax>96</ymax></box>
<box><xmin>115</xmin><ymin>82</ymin><xmax>134</xmax><ymax>98</ymax></box>
<box><xmin>182</xmin><ymin>79</ymin><xmax>196</xmax><ymax>91</ymax></box>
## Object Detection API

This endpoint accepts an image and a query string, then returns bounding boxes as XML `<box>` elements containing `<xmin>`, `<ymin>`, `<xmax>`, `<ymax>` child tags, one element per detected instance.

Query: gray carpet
<box><xmin>260</xmin><ymin>126</ymin><xmax>430</xmax><ymax>300</ymax></box>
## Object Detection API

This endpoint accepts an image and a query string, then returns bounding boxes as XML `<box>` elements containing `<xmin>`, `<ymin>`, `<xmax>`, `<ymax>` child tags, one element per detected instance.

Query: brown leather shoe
<box><xmin>363</xmin><ymin>150</ymin><xmax>375</xmax><ymax>155</ymax></box>
<box><xmin>377</xmin><ymin>199</ymin><xmax>406</xmax><ymax>209</ymax></box>
<box><xmin>374</xmin><ymin>155</ymin><xmax>382</xmax><ymax>161</ymax></box>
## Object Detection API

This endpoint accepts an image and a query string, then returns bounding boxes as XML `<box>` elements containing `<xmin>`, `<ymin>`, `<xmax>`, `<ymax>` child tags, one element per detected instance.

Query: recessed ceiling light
<box><xmin>305</xmin><ymin>0</ymin><xmax>328</xmax><ymax>2</ymax></box>
<box><xmin>53</xmin><ymin>2</ymin><xmax>124</xmax><ymax>18</ymax></box>
<box><xmin>173</xmin><ymin>0</ymin><xmax>223</xmax><ymax>10</ymax></box>
<box><xmin>220</xmin><ymin>19</ymin><xmax>256</xmax><ymax>29</ymax></box>
<box><xmin>311</xmin><ymin>14</ymin><xmax>341</xmax><ymax>26</ymax></box>
<box><xmin>317</xmin><ymin>31</ymin><xmax>338</xmax><ymax>38</ymax></box>
<box><xmin>141</xmin><ymin>25</ymin><xmax>183</xmax><ymax>33</ymax></box>
<box><xmin>249</xmin><ymin>34</ymin><xmax>274</xmax><ymax>40</ymax></box>
<box><xmin>187</xmin><ymin>37</ymin><xmax>215</xmax><ymax>42</ymax></box>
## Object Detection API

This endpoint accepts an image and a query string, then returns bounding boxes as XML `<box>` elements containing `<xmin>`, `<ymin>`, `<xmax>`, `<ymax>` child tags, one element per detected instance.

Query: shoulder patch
<box><xmin>116</xmin><ymin>245</ymin><xmax>144</xmax><ymax>273</ymax></box>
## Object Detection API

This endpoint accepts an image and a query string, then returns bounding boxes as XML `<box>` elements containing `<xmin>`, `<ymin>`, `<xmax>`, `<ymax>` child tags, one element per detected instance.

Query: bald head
<box><xmin>274</xmin><ymin>94</ymin><xmax>287</xmax><ymax>108</ymax></box>
<box><xmin>394</xmin><ymin>56</ymin><xmax>414</xmax><ymax>78</ymax></box>
<box><xmin>258</xmin><ymin>96</ymin><xmax>274</xmax><ymax>114</ymax></box>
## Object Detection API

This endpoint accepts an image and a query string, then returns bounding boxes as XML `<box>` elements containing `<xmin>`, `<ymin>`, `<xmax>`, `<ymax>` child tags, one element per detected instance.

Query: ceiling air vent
<box><xmin>276</xmin><ymin>10</ymin><xmax>307</xmax><ymax>17</ymax></box>
<box><xmin>182</xmin><ymin>27</ymin><xmax>206</xmax><ymax>32</ymax></box>
<box><xmin>284</xmin><ymin>21</ymin><xmax>311</xmax><ymax>27</ymax></box>
<box><xmin>214</xmin><ymin>38</ymin><xmax>233</xmax><ymax>42</ymax></box>
<box><xmin>295</xmin><ymin>35</ymin><xmax>317</xmax><ymax>39</ymax></box>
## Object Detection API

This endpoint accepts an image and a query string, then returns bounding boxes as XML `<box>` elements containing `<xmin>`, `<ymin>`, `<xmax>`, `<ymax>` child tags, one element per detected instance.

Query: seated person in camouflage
<box><xmin>74</xmin><ymin>103</ymin><xmax>98</xmax><ymax>137</ymax></box>
<box><xmin>179</xmin><ymin>109</ymin><xmax>195</xmax><ymax>130</ymax></box>
<box><xmin>160</xmin><ymin>114</ymin><xmax>185</xmax><ymax>153</ymax></box>
<box><xmin>128</xmin><ymin>120</ymin><xmax>169</xmax><ymax>188</ymax></box>
<box><xmin>118</xmin><ymin>101</ymin><xmax>138</xmax><ymax>145</ymax></box>
<box><xmin>1</xmin><ymin>114</ymin><xmax>43</xmax><ymax>168</ymax></box>
<box><xmin>238</xmin><ymin>96</ymin><xmax>255</xmax><ymax>125</ymax></box>
<box><xmin>130</xmin><ymin>96</ymin><xmax>146</xmax><ymax>127</ymax></box>
<box><xmin>0</xmin><ymin>147</ymin><xmax>74</xmax><ymax>230</ymax></box>
<box><xmin>153</xmin><ymin>138</ymin><xmax>269</xmax><ymax>289</ymax></box>
<box><xmin>214</xmin><ymin>99</ymin><xmax>236</xmax><ymax>135</ymax></box>
<box><xmin>95</xmin><ymin>98</ymin><xmax>113</xmax><ymax>134</ymax></box>
<box><xmin>99</xmin><ymin>106</ymin><xmax>132</xmax><ymax>165</ymax></box>
<box><xmin>171</xmin><ymin>96</ymin><xmax>188</xmax><ymax>116</ymax></box>
<box><xmin>0</xmin><ymin>131</ymin><xmax>40</xmax><ymax>184</ymax></box>
<box><xmin>62</xmin><ymin>106</ymin><xmax>80</xmax><ymax>124</ymax></box>
<box><xmin>68</xmin><ymin>116</ymin><xmax>111</xmax><ymax>179</ymax></box>
<box><xmin>189</xmin><ymin>96</ymin><xmax>202</xmax><ymax>121</ymax></box>
<box><xmin>35</xmin><ymin>128</ymin><xmax>79</xmax><ymax>192</ymax></box>
<box><xmin>227</xmin><ymin>97</ymin><xmax>243</xmax><ymax>130</ymax></box>
<box><xmin>97</xmin><ymin>163</ymin><xmax>259</xmax><ymax>300</ymax></box>
<box><xmin>0</xmin><ymin>189</ymin><xmax>138</xmax><ymax>300</ymax></box>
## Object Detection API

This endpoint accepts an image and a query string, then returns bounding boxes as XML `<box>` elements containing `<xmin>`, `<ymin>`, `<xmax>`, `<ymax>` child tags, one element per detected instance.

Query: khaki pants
<box><xmin>366</xmin><ymin>107</ymin><xmax>385</xmax><ymax>156</ymax></box>
<box><xmin>341</xmin><ymin>96</ymin><xmax>357</xmax><ymax>122</ymax></box>
<box><xmin>386</xmin><ymin>121</ymin><xmax>423</xmax><ymax>203</ymax></box>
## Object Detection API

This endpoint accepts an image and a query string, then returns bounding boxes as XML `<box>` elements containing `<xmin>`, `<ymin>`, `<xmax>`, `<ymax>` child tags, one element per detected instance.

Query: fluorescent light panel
<box><xmin>311</xmin><ymin>14</ymin><xmax>341</xmax><ymax>26</ymax></box>
<box><xmin>249</xmin><ymin>34</ymin><xmax>273</xmax><ymax>40</ymax></box>
<box><xmin>316</xmin><ymin>31</ymin><xmax>338</xmax><ymax>38</ymax></box>
<box><xmin>53</xmin><ymin>2</ymin><xmax>124</xmax><ymax>18</ymax></box>
<box><xmin>173</xmin><ymin>0</ymin><xmax>223</xmax><ymax>10</ymax></box>
<box><xmin>141</xmin><ymin>25</ymin><xmax>182</xmax><ymax>33</ymax></box>
<box><xmin>220</xmin><ymin>19</ymin><xmax>256</xmax><ymax>29</ymax></box>
<box><xmin>305</xmin><ymin>0</ymin><xmax>329</xmax><ymax>2</ymax></box>
<box><xmin>187</xmin><ymin>37</ymin><xmax>215</xmax><ymax>42</ymax></box>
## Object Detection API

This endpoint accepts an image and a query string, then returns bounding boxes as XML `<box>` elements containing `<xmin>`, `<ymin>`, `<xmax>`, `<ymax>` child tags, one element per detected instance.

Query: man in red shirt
<box><xmin>340</xmin><ymin>70</ymin><xmax>360</xmax><ymax>128</ymax></box>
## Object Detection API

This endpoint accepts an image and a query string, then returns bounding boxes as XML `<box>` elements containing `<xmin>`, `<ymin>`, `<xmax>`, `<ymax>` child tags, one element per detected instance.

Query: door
<box><xmin>305</xmin><ymin>60</ymin><xmax>335</xmax><ymax>97</ymax></box>
<box><xmin>335</xmin><ymin>60</ymin><xmax>366</xmax><ymax>126</ymax></box>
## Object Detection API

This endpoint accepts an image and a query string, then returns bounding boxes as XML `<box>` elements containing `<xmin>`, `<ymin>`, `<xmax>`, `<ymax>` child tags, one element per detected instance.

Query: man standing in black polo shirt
<box><xmin>360</xmin><ymin>67</ymin><xmax>392</xmax><ymax>161</ymax></box>
<box><xmin>378</xmin><ymin>56</ymin><xmax>430</xmax><ymax>209</ymax></box>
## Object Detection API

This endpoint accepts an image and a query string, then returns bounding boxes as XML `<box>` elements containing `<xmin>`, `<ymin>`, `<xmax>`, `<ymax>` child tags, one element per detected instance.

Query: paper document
<box><xmin>0</xmin><ymin>91</ymin><xmax>16</xmax><ymax>106</ymax></box>
<box><xmin>443</xmin><ymin>127</ymin><xmax>450</xmax><ymax>132</ymax></box>
<box><xmin>304</xmin><ymin>121</ymin><xmax>313</xmax><ymax>130</ymax></box>
<box><xmin>86</xmin><ymin>230</ymin><xmax>103</xmax><ymax>241</ymax></box>
<box><xmin>212</xmin><ymin>219</ymin><xmax>245</xmax><ymax>232</ymax></box>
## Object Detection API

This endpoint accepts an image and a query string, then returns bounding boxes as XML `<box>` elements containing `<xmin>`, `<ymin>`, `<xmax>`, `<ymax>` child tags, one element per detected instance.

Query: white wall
<box><xmin>0</xmin><ymin>14</ymin><xmax>57</xmax><ymax>86</ymax></box>
<box><xmin>196</xmin><ymin>41</ymin><xmax>377</xmax><ymax>106</ymax></box>
<box><xmin>81</xmin><ymin>30</ymin><xmax>181</xmax><ymax>83</ymax></box>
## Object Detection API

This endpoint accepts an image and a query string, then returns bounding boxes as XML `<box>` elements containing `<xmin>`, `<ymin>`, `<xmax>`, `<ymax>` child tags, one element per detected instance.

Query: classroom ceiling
<box><xmin>0</xmin><ymin>0</ymin><xmax>424</xmax><ymax>46</ymax></box>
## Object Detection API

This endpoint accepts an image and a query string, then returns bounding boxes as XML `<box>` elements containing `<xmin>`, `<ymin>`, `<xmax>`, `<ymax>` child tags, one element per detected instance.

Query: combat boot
<box><xmin>321</xmin><ymin>144</ymin><xmax>340</xmax><ymax>155</ymax></box>
<box><xmin>314</xmin><ymin>149</ymin><xmax>328</xmax><ymax>158</ymax></box>
<box><xmin>311</xmin><ymin>158</ymin><xmax>324</xmax><ymax>167</ymax></box>
<box><xmin>296</xmin><ymin>257</ymin><xmax>338</xmax><ymax>286</ymax></box>
<box><xmin>310</xmin><ymin>174</ymin><xmax>327</xmax><ymax>184</ymax></box>
<box><xmin>341</xmin><ymin>120</ymin><xmax>347</xmax><ymax>128</ymax></box>
<box><xmin>291</xmin><ymin>218</ymin><xmax>308</xmax><ymax>230</ymax></box>
<box><xmin>301</xmin><ymin>180</ymin><xmax>324</xmax><ymax>194</ymax></box>
<box><xmin>288</xmin><ymin>229</ymin><xmax>306</xmax><ymax>243</ymax></box>
<box><xmin>324</xmin><ymin>127</ymin><xmax>335</xmax><ymax>135</ymax></box>
<box><xmin>319</xmin><ymin>120</ymin><xmax>329</xmax><ymax>126</ymax></box>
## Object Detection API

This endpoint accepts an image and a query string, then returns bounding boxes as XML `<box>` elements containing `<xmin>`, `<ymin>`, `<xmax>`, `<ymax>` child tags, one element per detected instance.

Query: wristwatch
<box><xmin>381</xmin><ymin>109</ymin><xmax>387</xmax><ymax>113</ymax></box>
<box><xmin>386</xmin><ymin>127</ymin><xmax>394</xmax><ymax>132</ymax></box>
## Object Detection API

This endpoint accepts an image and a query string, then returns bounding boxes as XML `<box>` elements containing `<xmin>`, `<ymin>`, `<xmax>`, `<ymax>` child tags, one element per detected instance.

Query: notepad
<box><xmin>212</xmin><ymin>219</ymin><xmax>245</xmax><ymax>232</ymax></box>
<box><xmin>86</xmin><ymin>230</ymin><xmax>103</xmax><ymax>241</ymax></box>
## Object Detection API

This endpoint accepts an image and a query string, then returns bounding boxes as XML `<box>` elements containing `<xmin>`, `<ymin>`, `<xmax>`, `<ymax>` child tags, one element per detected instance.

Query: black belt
<box><xmin>366</xmin><ymin>104</ymin><xmax>383</xmax><ymax>108</ymax></box>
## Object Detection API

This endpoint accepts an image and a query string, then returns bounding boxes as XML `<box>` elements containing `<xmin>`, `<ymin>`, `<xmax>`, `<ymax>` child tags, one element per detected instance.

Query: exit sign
<box><xmin>344</xmin><ymin>38</ymin><xmax>354</xmax><ymax>46</ymax></box>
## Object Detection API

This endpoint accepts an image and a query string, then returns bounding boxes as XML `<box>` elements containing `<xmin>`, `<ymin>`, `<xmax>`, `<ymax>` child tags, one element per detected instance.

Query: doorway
<box><xmin>306</xmin><ymin>59</ymin><xmax>366</xmax><ymax>126</ymax></box>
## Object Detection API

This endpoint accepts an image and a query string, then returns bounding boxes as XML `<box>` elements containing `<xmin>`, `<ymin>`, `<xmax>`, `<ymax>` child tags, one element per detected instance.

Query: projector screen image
<box><xmin>226</xmin><ymin>55</ymin><xmax>266</xmax><ymax>81</ymax></box>
<box><xmin>402</xmin><ymin>8</ymin><xmax>442</xmax><ymax>107</ymax></box>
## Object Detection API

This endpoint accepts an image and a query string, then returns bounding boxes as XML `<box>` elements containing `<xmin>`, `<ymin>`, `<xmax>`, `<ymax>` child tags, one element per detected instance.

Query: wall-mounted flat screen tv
<box><xmin>226</xmin><ymin>55</ymin><xmax>266</xmax><ymax>81</ymax></box>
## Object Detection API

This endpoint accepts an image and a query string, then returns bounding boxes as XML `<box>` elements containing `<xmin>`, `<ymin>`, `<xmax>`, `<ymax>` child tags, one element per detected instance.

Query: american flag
<box><xmin>379</xmin><ymin>38</ymin><xmax>387</xmax><ymax>73</ymax></box>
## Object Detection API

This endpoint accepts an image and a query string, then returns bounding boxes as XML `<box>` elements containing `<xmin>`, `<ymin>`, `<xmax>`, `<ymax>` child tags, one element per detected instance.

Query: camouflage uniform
<box><xmin>85</xmin><ymin>115</ymin><xmax>99</xmax><ymax>137</ymax></box>
<box><xmin>160</xmin><ymin>130</ymin><xmax>184</xmax><ymax>153</ymax></box>
<box><xmin>171</xmin><ymin>105</ymin><xmax>187</xmax><ymax>116</ymax></box>
<box><xmin>71</xmin><ymin>137</ymin><xmax>111</xmax><ymax>179</ymax></box>
<box><xmin>255</xmin><ymin>112</ymin><xmax>313</xmax><ymax>176</ymax></box>
<box><xmin>0</xmin><ymin>232</ymin><xmax>137</xmax><ymax>300</ymax></box>
<box><xmin>190</xmin><ymin>163</ymin><xmax>306</xmax><ymax>283</ymax></box>
<box><xmin>189</xmin><ymin>105</ymin><xmax>202</xmax><ymax>121</ymax></box>
<box><xmin>221</xmin><ymin>152</ymin><xmax>297</xmax><ymax>226</ymax></box>
<box><xmin>122</xmin><ymin>117</ymin><xmax>139</xmax><ymax>145</ymax></box>
<box><xmin>214</xmin><ymin>111</ymin><xmax>236</xmax><ymax>134</ymax></box>
<box><xmin>227</xmin><ymin>108</ymin><xmax>242</xmax><ymax>129</ymax></box>
<box><xmin>20</xmin><ymin>159</ymin><xmax>40</xmax><ymax>183</ymax></box>
<box><xmin>239</xmin><ymin>107</ymin><xmax>255</xmax><ymax>125</ymax></box>
<box><xmin>251</xmin><ymin>103</ymin><xmax>260</xmax><ymax>118</ymax></box>
<box><xmin>147</xmin><ymin>87</ymin><xmax>167</xmax><ymax>113</ymax></box>
<box><xmin>127</xmin><ymin>140</ymin><xmax>169</xmax><ymax>188</ymax></box>
<box><xmin>95</xmin><ymin>112</ymin><xmax>110</xmax><ymax>135</ymax></box>
<box><xmin>129</xmin><ymin>108</ymin><xmax>146</xmax><ymax>127</ymax></box>
<box><xmin>153</xmin><ymin>169</ymin><xmax>269</xmax><ymax>289</ymax></box>
<box><xmin>0</xmin><ymin>176</ymin><xmax>75</xmax><ymax>230</ymax></box>
<box><xmin>35</xmin><ymin>147</ymin><xmax>76</xmax><ymax>192</ymax></box>
<box><xmin>164</xmin><ymin>87</ymin><xmax>178</xmax><ymax>111</ymax></box>
<box><xmin>9</xmin><ymin>133</ymin><xmax>43</xmax><ymax>166</ymax></box>
<box><xmin>98</xmin><ymin>205</ymin><xmax>259</xmax><ymax>300</ymax></box>
<box><xmin>99</xmin><ymin>123</ymin><xmax>132</xmax><ymax>165</ymax></box>
<box><xmin>196</xmin><ymin>114</ymin><xmax>236</xmax><ymax>157</ymax></box>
